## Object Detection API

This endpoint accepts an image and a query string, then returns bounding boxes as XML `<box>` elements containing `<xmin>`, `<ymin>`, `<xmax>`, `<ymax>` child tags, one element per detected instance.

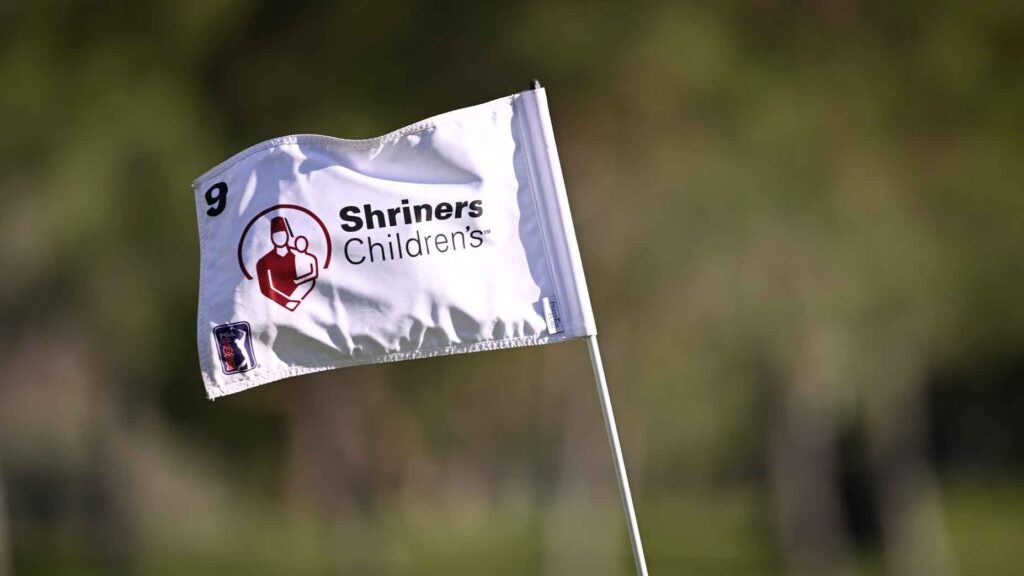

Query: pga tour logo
<box><xmin>213</xmin><ymin>321</ymin><xmax>257</xmax><ymax>375</ymax></box>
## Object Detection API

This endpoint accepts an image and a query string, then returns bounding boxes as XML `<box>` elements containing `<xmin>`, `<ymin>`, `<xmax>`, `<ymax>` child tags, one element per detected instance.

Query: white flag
<box><xmin>193</xmin><ymin>88</ymin><xmax>596</xmax><ymax>399</ymax></box>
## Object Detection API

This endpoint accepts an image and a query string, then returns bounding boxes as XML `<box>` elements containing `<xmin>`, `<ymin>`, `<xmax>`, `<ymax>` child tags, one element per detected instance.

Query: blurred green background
<box><xmin>1</xmin><ymin>1</ymin><xmax>1023</xmax><ymax>575</ymax></box>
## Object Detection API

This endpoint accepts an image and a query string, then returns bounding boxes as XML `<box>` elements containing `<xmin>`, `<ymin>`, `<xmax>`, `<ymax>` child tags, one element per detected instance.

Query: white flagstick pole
<box><xmin>587</xmin><ymin>335</ymin><xmax>649</xmax><ymax>576</ymax></box>
<box><xmin>525</xmin><ymin>78</ymin><xmax>647</xmax><ymax>573</ymax></box>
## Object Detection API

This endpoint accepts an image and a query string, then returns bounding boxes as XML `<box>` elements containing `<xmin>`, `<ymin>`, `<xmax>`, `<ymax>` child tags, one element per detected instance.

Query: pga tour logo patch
<box><xmin>213</xmin><ymin>321</ymin><xmax>257</xmax><ymax>375</ymax></box>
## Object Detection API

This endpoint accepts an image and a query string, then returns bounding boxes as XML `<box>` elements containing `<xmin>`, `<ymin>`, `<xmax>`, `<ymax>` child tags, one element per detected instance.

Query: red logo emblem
<box><xmin>237</xmin><ymin>205</ymin><xmax>332</xmax><ymax>311</ymax></box>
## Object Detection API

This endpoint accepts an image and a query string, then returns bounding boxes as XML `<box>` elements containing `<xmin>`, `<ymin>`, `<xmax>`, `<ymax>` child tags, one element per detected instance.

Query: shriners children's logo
<box><xmin>237</xmin><ymin>205</ymin><xmax>333</xmax><ymax>311</ymax></box>
<box><xmin>213</xmin><ymin>321</ymin><xmax>256</xmax><ymax>374</ymax></box>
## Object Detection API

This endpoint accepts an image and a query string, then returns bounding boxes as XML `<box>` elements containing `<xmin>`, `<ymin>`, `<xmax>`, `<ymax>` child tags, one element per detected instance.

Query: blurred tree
<box><xmin>0</xmin><ymin>465</ymin><xmax>8</xmax><ymax>576</ymax></box>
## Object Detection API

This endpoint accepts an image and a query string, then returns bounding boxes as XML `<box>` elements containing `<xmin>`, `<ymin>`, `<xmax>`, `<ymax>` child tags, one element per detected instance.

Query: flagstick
<box><xmin>527</xmin><ymin>77</ymin><xmax>647</xmax><ymax>573</ymax></box>
<box><xmin>586</xmin><ymin>335</ymin><xmax>649</xmax><ymax>576</ymax></box>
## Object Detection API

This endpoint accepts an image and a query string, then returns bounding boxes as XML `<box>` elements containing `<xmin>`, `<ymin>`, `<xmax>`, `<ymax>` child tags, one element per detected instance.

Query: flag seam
<box><xmin>205</xmin><ymin>331</ymin><xmax>588</xmax><ymax>399</ymax></box>
<box><xmin>193</xmin><ymin>180</ymin><xmax>215</xmax><ymax>385</ymax></box>
<box><xmin>521</xmin><ymin>89</ymin><xmax>597</xmax><ymax>335</ymax></box>
<box><xmin>194</xmin><ymin>95</ymin><xmax>521</xmax><ymax>185</ymax></box>
<box><xmin>513</xmin><ymin>93</ymin><xmax>567</xmax><ymax>335</ymax></box>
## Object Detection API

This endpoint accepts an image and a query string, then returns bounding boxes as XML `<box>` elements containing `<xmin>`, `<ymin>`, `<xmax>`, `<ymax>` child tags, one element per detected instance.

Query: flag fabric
<box><xmin>193</xmin><ymin>88</ymin><xmax>596</xmax><ymax>399</ymax></box>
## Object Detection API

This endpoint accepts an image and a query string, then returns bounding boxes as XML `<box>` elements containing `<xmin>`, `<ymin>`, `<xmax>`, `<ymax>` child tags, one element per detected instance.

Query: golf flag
<box><xmin>193</xmin><ymin>88</ymin><xmax>596</xmax><ymax>399</ymax></box>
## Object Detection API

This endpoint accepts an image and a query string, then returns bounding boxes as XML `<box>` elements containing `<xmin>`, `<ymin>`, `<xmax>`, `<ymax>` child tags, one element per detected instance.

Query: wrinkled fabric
<box><xmin>193</xmin><ymin>89</ymin><xmax>595</xmax><ymax>399</ymax></box>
